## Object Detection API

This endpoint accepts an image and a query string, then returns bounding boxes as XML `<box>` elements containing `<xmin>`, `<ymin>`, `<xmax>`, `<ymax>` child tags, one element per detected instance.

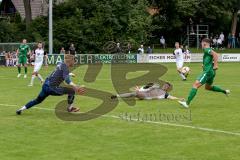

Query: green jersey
<box><xmin>203</xmin><ymin>48</ymin><xmax>213</xmax><ymax>72</ymax></box>
<box><xmin>18</xmin><ymin>44</ymin><xmax>30</xmax><ymax>57</ymax></box>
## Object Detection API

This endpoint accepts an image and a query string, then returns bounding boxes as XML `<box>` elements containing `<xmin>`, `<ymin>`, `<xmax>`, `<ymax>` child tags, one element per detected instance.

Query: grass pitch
<box><xmin>0</xmin><ymin>62</ymin><xmax>240</xmax><ymax>160</ymax></box>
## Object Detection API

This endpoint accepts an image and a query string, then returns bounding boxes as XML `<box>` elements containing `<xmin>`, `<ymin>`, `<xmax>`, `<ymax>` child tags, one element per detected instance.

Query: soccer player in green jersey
<box><xmin>178</xmin><ymin>38</ymin><xmax>230</xmax><ymax>108</ymax></box>
<box><xmin>17</xmin><ymin>39</ymin><xmax>31</xmax><ymax>78</ymax></box>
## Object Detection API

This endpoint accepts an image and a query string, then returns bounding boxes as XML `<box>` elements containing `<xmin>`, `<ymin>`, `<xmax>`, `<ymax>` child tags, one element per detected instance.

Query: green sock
<box><xmin>187</xmin><ymin>88</ymin><xmax>198</xmax><ymax>105</ymax></box>
<box><xmin>211</xmin><ymin>86</ymin><xmax>226</xmax><ymax>94</ymax></box>
<box><xmin>18</xmin><ymin>67</ymin><xmax>21</xmax><ymax>74</ymax></box>
<box><xmin>24</xmin><ymin>67</ymin><xmax>27</xmax><ymax>74</ymax></box>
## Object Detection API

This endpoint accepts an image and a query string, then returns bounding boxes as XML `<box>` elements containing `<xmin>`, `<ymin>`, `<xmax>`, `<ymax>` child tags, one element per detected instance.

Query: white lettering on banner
<box><xmin>47</xmin><ymin>55</ymin><xmax>55</xmax><ymax>64</ymax></box>
<box><xmin>56</xmin><ymin>56</ymin><xmax>62</xmax><ymax>64</ymax></box>
<box><xmin>47</xmin><ymin>55</ymin><xmax>64</xmax><ymax>64</ymax></box>
<box><xmin>222</xmin><ymin>54</ymin><xmax>240</xmax><ymax>62</ymax></box>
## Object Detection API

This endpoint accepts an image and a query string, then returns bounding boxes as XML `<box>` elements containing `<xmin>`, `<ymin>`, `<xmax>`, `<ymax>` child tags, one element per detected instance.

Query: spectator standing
<box><xmin>9</xmin><ymin>52</ymin><xmax>13</xmax><ymax>66</ymax></box>
<box><xmin>69</xmin><ymin>43</ymin><xmax>76</xmax><ymax>55</ymax></box>
<box><xmin>12</xmin><ymin>51</ymin><xmax>17</xmax><ymax>66</ymax></box>
<box><xmin>60</xmin><ymin>47</ymin><xmax>66</xmax><ymax>54</ymax></box>
<box><xmin>189</xmin><ymin>18</ymin><xmax>195</xmax><ymax>34</ymax></box>
<box><xmin>231</xmin><ymin>34</ymin><xmax>236</xmax><ymax>48</ymax></box>
<box><xmin>5</xmin><ymin>51</ymin><xmax>10</xmax><ymax>66</ymax></box>
<box><xmin>237</xmin><ymin>33</ymin><xmax>240</xmax><ymax>48</ymax></box>
<box><xmin>228</xmin><ymin>33</ymin><xmax>232</xmax><ymax>48</ymax></box>
<box><xmin>146</xmin><ymin>46</ymin><xmax>153</xmax><ymax>54</ymax></box>
<box><xmin>127</xmin><ymin>43</ymin><xmax>132</xmax><ymax>54</ymax></box>
<box><xmin>220</xmin><ymin>32</ymin><xmax>224</xmax><ymax>44</ymax></box>
<box><xmin>160</xmin><ymin>36</ymin><xmax>166</xmax><ymax>48</ymax></box>
<box><xmin>209</xmin><ymin>36</ymin><xmax>213</xmax><ymax>46</ymax></box>
<box><xmin>217</xmin><ymin>37</ymin><xmax>222</xmax><ymax>49</ymax></box>
<box><xmin>138</xmin><ymin>45</ymin><xmax>144</xmax><ymax>54</ymax></box>
<box><xmin>116</xmin><ymin>43</ymin><xmax>122</xmax><ymax>53</ymax></box>
<box><xmin>212</xmin><ymin>37</ymin><xmax>217</xmax><ymax>48</ymax></box>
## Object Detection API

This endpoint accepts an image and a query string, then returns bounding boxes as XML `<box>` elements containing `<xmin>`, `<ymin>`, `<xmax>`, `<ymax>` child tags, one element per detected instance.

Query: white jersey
<box><xmin>174</xmin><ymin>48</ymin><xmax>184</xmax><ymax>69</ymax></box>
<box><xmin>35</xmin><ymin>48</ymin><xmax>44</xmax><ymax>64</ymax></box>
<box><xmin>137</xmin><ymin>85</ymin><xmax>169</xmax><ymax>100</ymax></box>
<box><xmin>34</xmin><ymin>48</ymin><xmax>44</xmax><ymax>72</ymax></box>
<box><xmin>174</xmin><ymin>48</ymin><xmax>184</xmax><ymax>61</ymax></box>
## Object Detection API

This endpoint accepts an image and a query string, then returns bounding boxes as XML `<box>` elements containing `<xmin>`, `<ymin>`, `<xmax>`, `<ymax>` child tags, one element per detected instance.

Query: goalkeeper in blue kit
<box><xmin>16</xmin><ymin>55</ymin><xmax>85</xmax><ymax>115</ymax></box>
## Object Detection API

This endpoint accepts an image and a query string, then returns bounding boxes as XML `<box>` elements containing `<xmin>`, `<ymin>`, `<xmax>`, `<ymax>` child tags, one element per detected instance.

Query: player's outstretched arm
<box><xmin>211</xmin><ymin>50</ymin><xmax>219</xmax><ymax>70</ymax></box>
<box><xmin>73</xmin><ymin>85</ymin><xmax>85</xmax><ymax>95</ymax></box>
<box><xmin>167</xmin><ymin>95</ymin><xmax>184</xmax><ymax>101</ymax></box>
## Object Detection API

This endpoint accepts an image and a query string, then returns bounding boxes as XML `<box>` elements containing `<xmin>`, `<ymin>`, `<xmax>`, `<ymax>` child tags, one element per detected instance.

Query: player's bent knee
<box><xmin>205</xmin><ymin>85</ymin><xmax>212</xmax><ymax>90</ymax></box>
<box><xmin>193</xmin><ymin>81</ymin><xmax>202</xmax><ymax>88</ymax></box>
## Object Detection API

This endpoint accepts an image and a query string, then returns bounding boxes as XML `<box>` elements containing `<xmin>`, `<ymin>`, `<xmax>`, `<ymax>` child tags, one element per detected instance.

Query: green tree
<box><xmin>127</xmin><ymin>0</ymin><xmax>152</xmax><ymax>44</ymax></box>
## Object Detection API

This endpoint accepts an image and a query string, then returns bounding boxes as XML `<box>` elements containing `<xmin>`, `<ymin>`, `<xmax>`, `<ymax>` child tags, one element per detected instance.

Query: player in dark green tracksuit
<box><xmin>17</xmin><ymin>39</ymin><xmax>31</xmax><ymax>78</ymax></box>
<box><xmin>178</xmin><ymin>38</ymin><xmax>230</xmax><ymax>108</ymax></box>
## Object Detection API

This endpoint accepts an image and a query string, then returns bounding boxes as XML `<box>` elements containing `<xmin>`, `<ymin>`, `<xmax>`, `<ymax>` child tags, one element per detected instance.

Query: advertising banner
<box><xmin>47</xmin><ymin>54</ymin><xmax>137</xmax><ymax>64</ymax></box>
<box><xmin>221</xmin><ymin>54</ymin><xmax>240</xmax><ymax>62</ymax></box>
<box><xmin>147</xmin><ymin>54</ymin><xmax>191</xmax><ymax>63</ymax></box>
<box><xmin>1</xmin><ymin>53</ymin><xmax>240</xmax><ymax>66</ymax></box>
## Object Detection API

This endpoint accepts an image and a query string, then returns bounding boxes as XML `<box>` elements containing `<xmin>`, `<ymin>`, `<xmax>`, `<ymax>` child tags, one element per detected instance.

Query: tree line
<box><xmin>0</xmin><ymin>0</ymin><xmax>239</xmax><ymax>53</ymax></box>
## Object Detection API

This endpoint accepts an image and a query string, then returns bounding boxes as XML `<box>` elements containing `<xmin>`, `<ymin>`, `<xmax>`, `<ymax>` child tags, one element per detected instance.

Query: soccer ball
<box><xmin>182</xmin><ymin>66</ymin><xmax>190</xmax><ymax>74</ymax></box>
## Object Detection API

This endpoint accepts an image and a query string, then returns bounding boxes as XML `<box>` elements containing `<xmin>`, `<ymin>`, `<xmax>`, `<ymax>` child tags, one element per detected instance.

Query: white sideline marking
<box><xmin>1</xmin><ymin>103</ymin><xmax>240</xmax><ymax>136</ymax></box>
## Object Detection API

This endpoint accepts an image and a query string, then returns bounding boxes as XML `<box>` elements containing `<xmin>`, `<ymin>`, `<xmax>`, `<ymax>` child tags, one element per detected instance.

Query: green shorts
<box><xmin>18</xmin><ymin>56</ymin><xmax>27</xmax><ymax>65</ymax></box>
<box><xmin>197</xmin><ymin>70</ymin><xmax>215</xmax><ymax>85</ymax></box>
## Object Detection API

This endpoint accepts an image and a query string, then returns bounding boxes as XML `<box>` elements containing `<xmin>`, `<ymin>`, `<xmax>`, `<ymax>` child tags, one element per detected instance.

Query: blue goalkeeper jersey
<box><xmin>47</xmin><ymin>62</ymin><xmax>70</xmax><ymax>86</ymax></box>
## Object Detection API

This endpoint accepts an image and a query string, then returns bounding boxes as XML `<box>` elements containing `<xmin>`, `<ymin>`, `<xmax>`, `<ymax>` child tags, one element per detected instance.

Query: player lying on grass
<box><xmin>28</xmin><ymin>42</ymin><xmax>45</xmax><ymax>86</ymax></box>
<box><xmin>111</xmin><ymin>82</ymin><xmax>183</xmax><ymax>101</ymax></box>
<box><xmin>16</xmin><ymin>55</ymin><xmax>85</xmax><ymax>115</ymax></box>
<box><xmin>178</xmin><ymin>38</ymin><xmax>230</xmax><ymax>108</ymax></box>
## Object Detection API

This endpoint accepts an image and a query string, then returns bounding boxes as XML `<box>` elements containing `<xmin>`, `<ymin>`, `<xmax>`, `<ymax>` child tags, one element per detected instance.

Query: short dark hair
<box><xmin>162</xmin><ymin>82</ymin><xmax>173</xmax><ymax>92</ymax></box>
<box><xmin>143</xmin><ymin>82</ymin><xmax>154</xmax><ymax>89</ymax></box>
<box><xmin>202</xmin><ymin>38</ymin><xmax>211</xmax><ymax>44</ymax></box>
